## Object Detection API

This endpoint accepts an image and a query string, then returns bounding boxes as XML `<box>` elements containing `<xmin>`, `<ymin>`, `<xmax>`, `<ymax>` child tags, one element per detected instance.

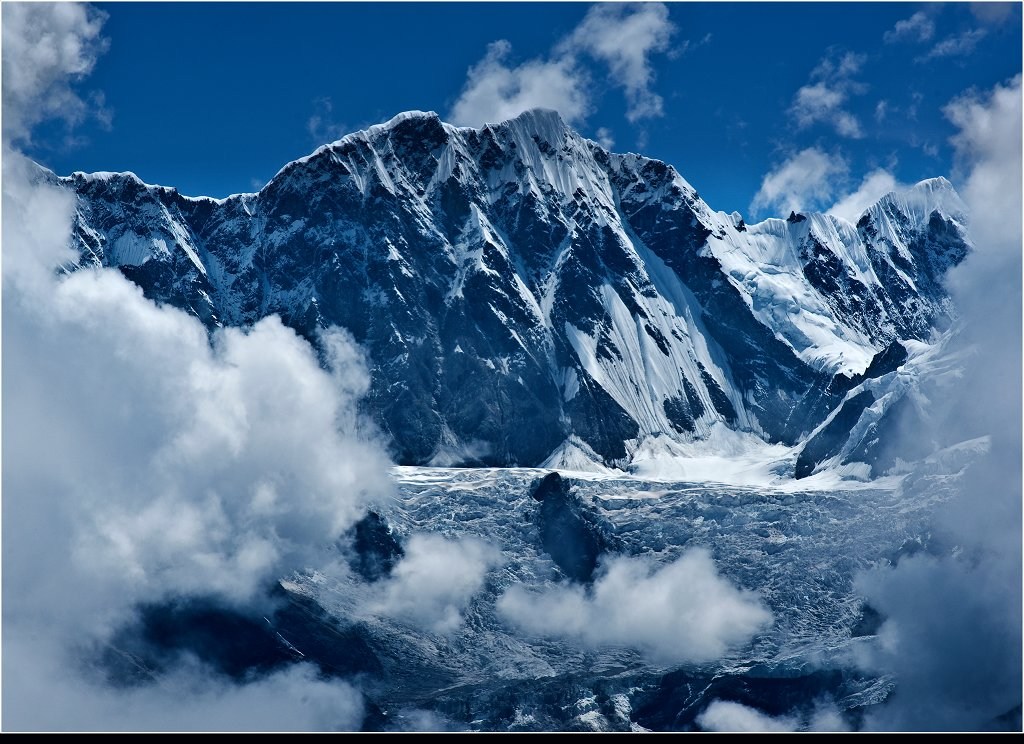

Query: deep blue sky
<box><xmin>27</xmin><ymin>2</ymin><xmax>1022</xmax><ymax>217</ymax></box>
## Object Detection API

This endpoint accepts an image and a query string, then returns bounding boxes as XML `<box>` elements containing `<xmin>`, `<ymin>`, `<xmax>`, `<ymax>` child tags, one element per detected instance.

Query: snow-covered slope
<box><xmin>57</xmin><ymin>109</ymin><xmax>969</xmax><ymax>468</ymax></box>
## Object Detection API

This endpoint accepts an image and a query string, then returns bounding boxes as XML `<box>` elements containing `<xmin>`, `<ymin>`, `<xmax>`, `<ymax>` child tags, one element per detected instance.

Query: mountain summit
<box><xmin>59</xmin><ymin>109</ymin><xmax>969</xmax><ymax>469</ymax></box>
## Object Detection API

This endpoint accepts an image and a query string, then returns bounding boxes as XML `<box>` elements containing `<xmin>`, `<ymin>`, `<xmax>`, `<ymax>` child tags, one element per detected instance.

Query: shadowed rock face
<box><xmin>57</xmin><ymin>110</ymin><xmax>969</xmax><ymax>467</ymax></box>
<box><xmin>532</xmin><ymin>472</ymin><xmax>614</xmax><ymax>583</ymax></box>
<box><xmin>347</xmin><ymin>511</ymin><xmax>405</xmax><ymax>582</ymax></box>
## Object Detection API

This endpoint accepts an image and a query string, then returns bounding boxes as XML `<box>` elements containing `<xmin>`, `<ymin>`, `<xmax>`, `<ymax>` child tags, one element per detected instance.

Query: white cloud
<box><xmin>697</xmin><ymin>701</ymin><xmax>797</xmax><ymax>732</ymax></box>
<box><xmin>1</xmin><ymin>2</ymin><xmax>108</xmax><ymax>144</ymax></box>
<box><xmin>448</xmin><ymin>40</ymin><xmax>590</xmax><ymax>127</ymax></box>
<box><xmin>970</xmin><ymin>2</ymin><xmax>1014</xmax><ymax>25</ymax></box>
<box><xmin>369</xmin><ymin>533</ymin><xmax>502</xmax><ymax>634</ymax></box>
<box><xmin>561</xmin><ymin>2</ymin><xmax>675</xmax><ymax>122</ymax></box>
<box><xmin>448</xmin><ymin>3</ymin><xmax>676</xmax><ymax>127</ymax></box>
<box><xmin>827</xmin><ymin>168</ymin><xmax>906</xmax><ymax>224</ymax></box>
<box><xmin>790</xmin><ymin>51</ymin><xmax>866</xmax><ymax>139</ymax></box>
<box><xmin>884</xmin><ymin>11</ymin><xmax>935</xmax><ymax>44</ymax></box>
<box><xmin>874</xmin><ymin>99</ymin><xmax>889</xmax><ymax>122</ymax></box>
<box><xmin>594</xmin><ymin>126</ymin><xmax>615</xmax><ymax>149</ymax></box>
<box><xmin>307</xmin><ymin>96</ymin><xmax>349</xmax><ymax>145</ymax></box>
<box><xmin>945</xmin><ymin>75</ymin><xmax>1023</xmax><ymax>232</ymax></box>
<box><xmin>697</xmin><ymin>699</ymin><xmax>850</xmax><ymax>732</ymax></box>
<box><xmin>5</xmin><ymin>646</ymin><xmax>365</xmax><ymax>732</ymax></box>
<box><xmin>855</xmin><ymin>75</ymin><xmax>1023</xmax><ymax>732</ymax></box>
<box><xmin>497</xmin><ymin>548</ymin><xmax>771</xmax><ymax>664</ymax></box>
<box><xmin>919</xmin><ymin>28</ymin><xmax>988</xmax><ymax>61</ymax></box>
<box><xmin>2</xmin><ymin>5</ymin><xmax>394</xmax><ymax>728</ymax></box>
<box><xmin>2</xmin><ymin>147</ymin><xmax>389</xmax><ymax>729</ymax></box>
<box><xmin>750</xmin><ymin>147</ymin><xmax>848</xmax><ymax>217</ymax></box>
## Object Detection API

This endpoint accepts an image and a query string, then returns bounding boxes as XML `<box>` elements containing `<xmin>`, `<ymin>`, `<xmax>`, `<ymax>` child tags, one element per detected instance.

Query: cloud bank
<box><xmin>2</xmin><ymin>3</ymin><xmax>396</xmax><ymax>730</ymax></box>
<box><xmin>497</xmin><ymin>548</ymin><xmax>771</xmax><ymax>664</ymax></box>
<box><xmin>854</xmin><ymin>75</ymin><xmax>1022</xmax><ymax>732</ymax></box>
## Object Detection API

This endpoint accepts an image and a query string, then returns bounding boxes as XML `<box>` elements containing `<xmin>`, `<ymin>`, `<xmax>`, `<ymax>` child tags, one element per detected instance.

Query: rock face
<box><xmin>56</xmin><ymin>109</ymin><xmax>970</xmax><ymax>468</ymax></box>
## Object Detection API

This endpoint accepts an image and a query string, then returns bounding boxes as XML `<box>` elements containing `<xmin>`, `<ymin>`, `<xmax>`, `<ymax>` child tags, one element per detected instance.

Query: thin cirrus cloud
<box><xmin>448</xmin><ymin>2</ymin><xmax>677</xmax><ymax>128</ymax></box>
<box><xmin>496</xmin><ymin>548</ymin><xmax>772</xmax><ymax>665</ymax></box>
<box><xmin>788</xmin><ymin>51</ymin><xmax>868</xmax><ymax>139</ymax></box>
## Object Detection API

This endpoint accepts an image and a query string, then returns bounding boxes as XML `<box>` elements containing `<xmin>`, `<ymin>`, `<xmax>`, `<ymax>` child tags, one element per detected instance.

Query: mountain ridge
<box><xmin>53</xmin><ymin>108</ymin><xmax>970</xmax><ymax>472</ymax></box>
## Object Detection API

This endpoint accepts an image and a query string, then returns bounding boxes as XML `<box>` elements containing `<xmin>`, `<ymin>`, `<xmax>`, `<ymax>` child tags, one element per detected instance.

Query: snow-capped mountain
<box><xmin>56</xmin><ymin>109</ymin><xmax>970</xmax><ymax>470</ymax></box>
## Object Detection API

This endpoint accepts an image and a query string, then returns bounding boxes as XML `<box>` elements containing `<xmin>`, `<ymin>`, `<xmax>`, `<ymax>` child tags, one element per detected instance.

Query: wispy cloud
<box><xmin>449</xmin><ymin>2</ymin><xmax>678</xmax><ymax>127</ymax></box>
<box><xmin>367</xmin><ymin>533</ymin><xmax>502</xmax><ymax>634</ymax></box>
<box><xmin>697</xmin><ymin>699</ymin><xmax>851</xmax><ymax>732</ymax></box>
<box><xmin>307</xmin><ymin>96</ymin><xmax>349</xmax><ymax>145</ymax></box>
<box><xmin>828</xmin><ymin>167</ymin><xmax>906</xmax><ymax>224</ymax></box>
<box><xmin>884</xmin><ymin>11</ymin><xmax>935</xmax><ymax>44</ymax></box>
<box><xmin>789</xmin><ymin>51</ymin><xmax>867</xmax><ymax>139</ymax></box>
<box><xmin>1</xmin><ymin>2</ymin><xmax>109</xmax><ymax>144</ymax></box>
<box><xmin>497</xmin><ymin>548</ymin><xmax>772</xmax><ymax>664</ymax></box>
<box><xmin>448</xmin><ymin>40</ymin><xmax>591</xmax><ymax>127</ymax></box>
<box><xmin>560</xmin><ymin>2</ymin><xmax>675</xmax><ymax>122</ymax></box>
<box><xmin>750</xmin><ymin>147</ymin><xmax>849</xmax><ymax>217</ymax></box>
<box><xmin>918</xmin><ymin>28</ymin><xmax>988</xmax><ymax>62</ymax></box>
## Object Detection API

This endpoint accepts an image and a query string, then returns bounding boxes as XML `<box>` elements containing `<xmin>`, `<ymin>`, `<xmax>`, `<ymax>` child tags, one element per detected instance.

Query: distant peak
<box><xmin>867</xmin><ymin>175</ymin><xmax>967</xmax><ymax>226</ymax></box>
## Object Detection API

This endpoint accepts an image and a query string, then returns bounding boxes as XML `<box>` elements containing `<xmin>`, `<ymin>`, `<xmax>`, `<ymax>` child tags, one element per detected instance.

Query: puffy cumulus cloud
<box><xmin>368</xmin><ymin>533</ymin><xmax>502</xmax><ymax>634</ymax></box>
<box><xmin>497</xmin><ymin>549</ymin><xmax>771</xmax><ymax>664</ymax></box>
<box><xmin>750</xmin><ymin>147</ymin><xmax>848</xmax><ymax>218</ymax></box>
<box><xmin>2</xmin><ymin>1</ymin><xmax>108</xmax><ymax>144</ymax></box>
<box><xmin>827</xmin><ymin>168</ymin><xmax>906</xmax><ymax>224</ymax></box>
<box><xmin>697</xmin><ymin>701</ymin><xmax>797</xmax><ymax>733</ymax></box>
<box><xmin>854</xmin><ymin>75</ymin><xmax>1022</xmax><ymax>732</ymax></box>
<box><xmin>789</xmin><ymin>51</ymin><xmax>866</xmax><ymax>139</ymax></box>
<box><xmin>448</xmin><ymin>40</ymin><xmax>590</xmax><ymax>127</ymax></box>
<box><xmin>883</xmin><ymin>11</ymin><xmax>935</xmax><ymax>44</ymax></box>
<box><xmin>561</xmin><ymin>2</ymin><xmax>675</xmax><ymax>122</ymax></box>
<box><xmin>448</xmin><ymin>3</ymin><xmax>677</xmax><ymax>128</ymax></box>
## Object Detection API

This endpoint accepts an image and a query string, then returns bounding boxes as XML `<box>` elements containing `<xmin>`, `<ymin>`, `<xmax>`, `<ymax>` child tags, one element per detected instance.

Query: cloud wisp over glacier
<box><xmin>497</xmin><ymin>548</ymin><xmax>772</xmax><ymax>665</ymax></box>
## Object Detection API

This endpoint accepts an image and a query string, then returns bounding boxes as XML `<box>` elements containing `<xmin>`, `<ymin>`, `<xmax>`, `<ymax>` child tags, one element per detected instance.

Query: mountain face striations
<box><xmin>56</xmin><ymin>109</ymin><xmax>970</xmax><ymax>471</ymax></box>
